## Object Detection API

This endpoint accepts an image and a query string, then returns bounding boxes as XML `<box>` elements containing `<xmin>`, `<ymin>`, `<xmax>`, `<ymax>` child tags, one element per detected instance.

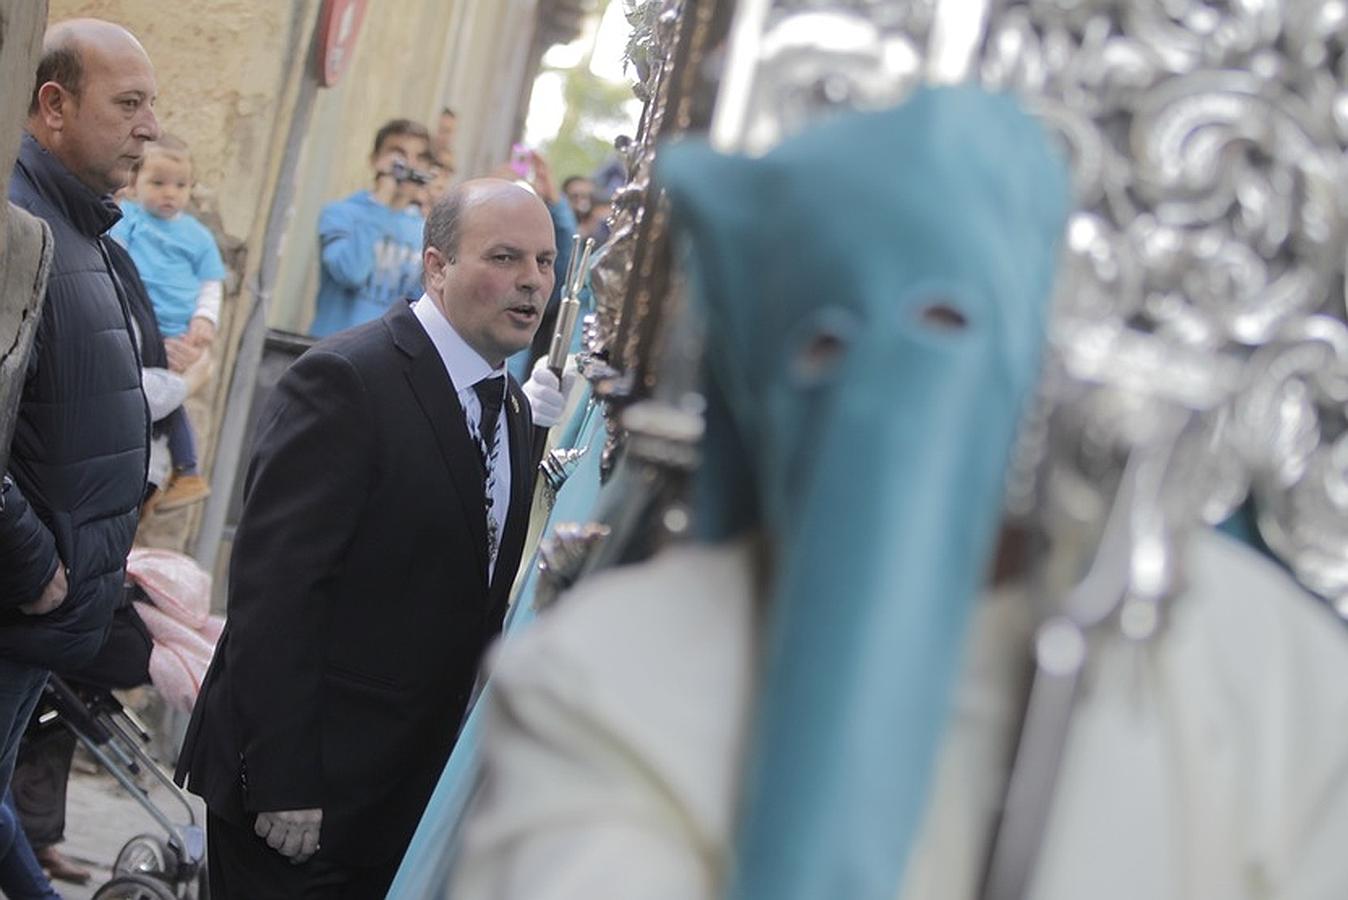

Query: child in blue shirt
<box><xmin>111</xmin><ymin>135</ymin><xmax>226</xmax><ymax>512</ymax></box>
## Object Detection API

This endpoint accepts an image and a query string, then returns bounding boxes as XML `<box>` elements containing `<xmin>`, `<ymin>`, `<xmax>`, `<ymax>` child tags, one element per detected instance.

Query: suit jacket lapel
<box><xmin>386</xmin><ymin>305</ymin><xmax>491</xmax><ymax>587</ymax></box>
<box><xmin>490</xmin><ymin>378</ymin><xmax>534</xmax><ymax>601</ymax></box>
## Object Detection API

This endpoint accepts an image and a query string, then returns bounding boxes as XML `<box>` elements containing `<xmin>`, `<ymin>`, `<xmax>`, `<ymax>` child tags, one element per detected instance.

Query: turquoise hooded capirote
<box><xmin>657</xmin><ymin>85</ymin><xmax>1069</xmax><ymax>899</ymax></box>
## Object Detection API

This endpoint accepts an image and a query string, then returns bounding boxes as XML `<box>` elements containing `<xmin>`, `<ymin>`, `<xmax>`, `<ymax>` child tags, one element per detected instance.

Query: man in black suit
<box><xmin>176</xmin><ymin>179</ymin><xmax>567</xmax><ymax>898</ymax></box>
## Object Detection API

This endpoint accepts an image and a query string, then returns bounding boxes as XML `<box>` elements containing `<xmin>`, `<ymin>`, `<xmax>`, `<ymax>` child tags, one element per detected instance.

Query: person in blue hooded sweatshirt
<box><xmin>310</xmin><ymin>118</ymin><xmax>431</xmax><ymax>337</ymax></box>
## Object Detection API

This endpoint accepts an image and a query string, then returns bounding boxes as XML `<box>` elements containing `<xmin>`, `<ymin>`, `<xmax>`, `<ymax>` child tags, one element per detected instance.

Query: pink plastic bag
<box><xmin>125</xmin><ymin>548</ymin><xmax>211</xmax><ymax>628</ymax></box>
<box><xmin>135</xmin><ymin>601</ymin><xmax>219</xmax><ymax>712</ymax></box>
<box><xmin>125</xmin><ymin>548</ymin><xmax>223</xmax><ymax>710</ymax></box>
<box><xmin>199</xmin><ymin>614</ymin><xmax>225</xmax><ymax>644</ymax></box>
<box><xmin>148</xmin><ymin>644</ymin><xmax>201</xmax><ymax>714</ymax></box>
<box><xmin>133</xmin><ymin>601</ymin><xmax>216</xmax><ymax>662</ymax></box>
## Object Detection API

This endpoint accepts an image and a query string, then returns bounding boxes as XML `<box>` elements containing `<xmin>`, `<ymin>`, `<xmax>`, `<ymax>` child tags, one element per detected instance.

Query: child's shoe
<box><xmin>155</xmin><ymin>472</ymin><xmax>211</xmax><ymax>512</ymax></box>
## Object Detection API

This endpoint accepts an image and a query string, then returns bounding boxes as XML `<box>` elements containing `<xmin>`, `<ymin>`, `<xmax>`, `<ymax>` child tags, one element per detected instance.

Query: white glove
<box><xmin>523</xmin><ymin>355</ymin><xmax>579</xmax><ymax>428</ymax></box>
<box><xmin>255</xmin><ymin>808</ymin><xmax>322</xmax><ymax>863</ymax></box>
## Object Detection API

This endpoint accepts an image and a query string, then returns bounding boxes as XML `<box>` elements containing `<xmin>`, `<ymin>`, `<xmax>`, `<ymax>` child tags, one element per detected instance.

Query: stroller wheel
<box><xmin>92</xmin><ymin>873</ymin><xmax>179</xmax><ymax>900</ymax></box>
<box><xmin>113</xmin><ymin>834</ymin><xmax>179</xmax><ymax>881</ymax></box>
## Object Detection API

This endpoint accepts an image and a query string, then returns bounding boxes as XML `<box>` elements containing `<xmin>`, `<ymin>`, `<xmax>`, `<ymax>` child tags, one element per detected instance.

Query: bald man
<box><xmin>177</xmin><ymin>180</ymin><xmax>570</xmax><ymax>898</ymax></box>
<box><xmin>2</xmin><ymin>16</ymin><xmax>157</xmax><ymax>797</ymax></box>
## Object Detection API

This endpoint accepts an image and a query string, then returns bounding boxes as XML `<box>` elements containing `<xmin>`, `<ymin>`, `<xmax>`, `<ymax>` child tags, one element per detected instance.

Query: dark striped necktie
<box><xmin>471</xmin><ymin>377</ymin><xmax>505</xmax><ymax>571</ymax></box>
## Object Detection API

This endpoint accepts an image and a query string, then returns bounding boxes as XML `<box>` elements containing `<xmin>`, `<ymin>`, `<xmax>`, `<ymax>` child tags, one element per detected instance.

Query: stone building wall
<box><xmin>49</xmin><ymin>0</ymin><xmax>303</xmax><ymax>244</ymax></box>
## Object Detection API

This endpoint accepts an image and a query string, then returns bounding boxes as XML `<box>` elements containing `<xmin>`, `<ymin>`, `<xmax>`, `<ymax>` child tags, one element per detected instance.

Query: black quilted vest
<box><xmin>5</xmin><ymin>134</ymin><xmax>149</xmax><ymax>669</ymax></box>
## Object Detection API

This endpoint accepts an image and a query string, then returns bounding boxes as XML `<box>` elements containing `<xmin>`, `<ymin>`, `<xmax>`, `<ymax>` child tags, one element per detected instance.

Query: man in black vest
<box><xmin>1</xmin><ymin>16</ymin><xmax>156</xmax><ymax>801</ymax></box>
<box><xmin>177</xmin><ymin>179</ymin><xmax>569</xmax><ymax>898</ymax></box>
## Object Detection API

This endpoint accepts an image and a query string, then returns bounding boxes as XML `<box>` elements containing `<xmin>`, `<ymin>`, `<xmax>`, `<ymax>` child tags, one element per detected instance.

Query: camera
<box><xmin>388</xmin><ymin>158</ymin><xmax>433</xmax><ymax>186</ymax></box>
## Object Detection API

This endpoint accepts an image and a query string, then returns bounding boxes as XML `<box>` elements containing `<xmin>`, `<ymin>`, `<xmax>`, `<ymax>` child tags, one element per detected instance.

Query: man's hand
<box><xmin>186</xmin><ymin>316</ymin><xmax>216</xmax><ymax>348</ymax></box>
<box><xmin>255</xmin><ymin>808</ymin><xmax>322</xmax><ymax>864</ymax></box>
<box><xmin>20</xmin><ymin>564</ymin><xmax>67</xmax><ymax>616</ymax></box>
<box><xmin>523</xmin><ymin>354</ymin><xmax>579</xmax><ymax>428</ymax></box>
<box><xmin>165</xmin><ymin>337</ymin><xmax>205</xmax><ymax>373</ymax></box>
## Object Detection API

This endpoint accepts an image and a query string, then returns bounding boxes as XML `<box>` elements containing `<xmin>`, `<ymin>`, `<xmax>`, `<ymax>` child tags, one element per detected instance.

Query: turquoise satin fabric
<box><xmin>385</xmin><ymin>383</ymin><xmax>605</xmax><ymax>899</ymax></box>
<box><xmin>657</xmin><ymin>86</ymin><xmax>1069</xmax><ymax>899</ymax></box>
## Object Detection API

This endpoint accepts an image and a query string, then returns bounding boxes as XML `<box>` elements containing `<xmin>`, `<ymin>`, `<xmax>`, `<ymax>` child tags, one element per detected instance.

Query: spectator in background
<box><xmin>562</xmin><ymin>174</ymin><xmax>595</xmax><ymax>233</ymax></box>
<box><xmin>591</xmin><ymin>153</ymin><xmax>627</xmax><ymax>198</ymax></box>
<box><xmin>310</xmin><ymin>118</ymin><xmax>431</xmax><ymax>337</ymax></box>
<box><xmin>590</xmin><ymin>153</ymin><xmax>628</xmax><ymax>245</ymax></box>
<box><xmin>562</xmin><ymin>173</ymin><xmax>612</xmax><ymax>245</ymax></box>
<box><xmin>433</xmin><ymin>106</ymin><xmax>457</xmax><ymax>170</ymax></box>
<box><xmin>110</xmin><ymin>134</ymin><xmax>225</xmax><ymax>512</ymax></box>
<box><xmin>4</xmin><ymin>12</ymin><xmax>156</xmax><ymax>833</ymax></box>
<box><xmin>419</xmin><ymin>150</ymin><xmax>456</xmax><ymax>213</ymax></box>
<box><xmin>585</xmin><ymin>187</ymin><xmax>613</xmax><ymax>246</ymax></box>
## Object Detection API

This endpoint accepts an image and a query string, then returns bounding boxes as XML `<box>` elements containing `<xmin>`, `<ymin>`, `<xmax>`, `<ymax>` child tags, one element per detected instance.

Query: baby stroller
<box><xmin>18</xmin><ymin>548</ymin><xmax>222</xmax><ymax>899</ymax></box>
<box><xmin>33</xmin><ymin>676</ymin><xmax>205</xmax><ymax>900</ymax></box>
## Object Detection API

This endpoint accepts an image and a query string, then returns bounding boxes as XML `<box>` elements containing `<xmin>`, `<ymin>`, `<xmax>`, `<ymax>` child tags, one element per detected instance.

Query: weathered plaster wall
<box><xmin>447</xmin><ymin>0</ymin><xmax>543</xmax><ymax>182</ymax></box>
<box><xmin>317</xmin><ymin>1</ymin><xmax>463</xmax><ymax>196</ymax></box>
<box><xmin>48</xmin><ymin>0</ymin><xmax>301</xmax><ymax>243</ymax></box>
<box><xmin>0</xmin><ymin>0</ymin><xmax>46</xmax><ymax>215</ymax></box>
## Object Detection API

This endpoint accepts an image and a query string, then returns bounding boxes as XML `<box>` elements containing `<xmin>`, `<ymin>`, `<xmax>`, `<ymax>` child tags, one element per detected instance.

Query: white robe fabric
<box><xmin>451</xmin><ymin>530</ymin><xmax>1348</xmax><ymax>899</ymax></box>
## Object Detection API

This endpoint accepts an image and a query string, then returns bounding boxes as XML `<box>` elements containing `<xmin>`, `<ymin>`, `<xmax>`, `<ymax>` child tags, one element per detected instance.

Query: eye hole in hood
<box><xmin>795</xmin><ymin>330</ymin><xmax>849</xmax><ymax>381</ymax></box>
<box><xmin>919</xmin><ymin>300</ymin><xmax>968</xmax><ymax>331</ymax></box>
<box><xmin>790</xmin><ymin>306</ymin><xmax>859</xmax><ymax>386</ymax></box>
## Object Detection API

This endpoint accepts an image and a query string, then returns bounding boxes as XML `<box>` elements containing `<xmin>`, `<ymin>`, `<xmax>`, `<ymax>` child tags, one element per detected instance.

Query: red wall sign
<box><xmin>315</xmin><ymin>0</ymin><xmax>369</xmax><ymax>87</ymax></box>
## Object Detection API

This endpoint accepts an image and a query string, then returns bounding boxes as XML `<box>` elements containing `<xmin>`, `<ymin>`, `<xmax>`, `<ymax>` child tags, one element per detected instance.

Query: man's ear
<box><xmin>423</xmin><ymin>246</ymin><xmax>449</xmax><ymax>291</ymax></box>
<box><xmin>34</xmin><ymin>82</ymin><xmax>69</xmax><ymax>131</ymax></box>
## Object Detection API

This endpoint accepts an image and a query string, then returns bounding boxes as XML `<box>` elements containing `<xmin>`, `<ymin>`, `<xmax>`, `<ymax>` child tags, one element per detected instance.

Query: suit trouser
<box><xmin>207</xmin><ymin>810</ymin><xmax>400</xmax><ymax>900</ymax></box>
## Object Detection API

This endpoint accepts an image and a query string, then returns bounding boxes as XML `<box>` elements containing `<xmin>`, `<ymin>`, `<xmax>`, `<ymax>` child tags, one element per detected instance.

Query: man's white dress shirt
<box><xmin>412</xmin><ymin>295</ymin><xmax>512</xmax><ymax>580</ymax></box>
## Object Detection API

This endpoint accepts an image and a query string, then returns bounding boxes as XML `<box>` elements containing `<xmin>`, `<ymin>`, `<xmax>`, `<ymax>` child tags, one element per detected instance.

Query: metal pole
<box><xmin>194</xmin><ymin>28</ymin><xmax>321</xmax><ymax>574</ymax></box>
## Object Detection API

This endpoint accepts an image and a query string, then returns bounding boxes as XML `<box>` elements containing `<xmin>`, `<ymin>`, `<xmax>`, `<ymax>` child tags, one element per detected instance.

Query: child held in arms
<box><xmin>111</xmin><ymin>134</ymin><xmax>225</xmax><ymax>512</ymax></box>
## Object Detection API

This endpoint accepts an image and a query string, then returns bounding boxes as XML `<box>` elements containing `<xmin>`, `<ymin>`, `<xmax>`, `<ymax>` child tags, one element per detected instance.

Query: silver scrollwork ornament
<box><xmin>957</xmin><ymin>0</ymin><xmax>1348</xmax><ymax>621</ymax></box>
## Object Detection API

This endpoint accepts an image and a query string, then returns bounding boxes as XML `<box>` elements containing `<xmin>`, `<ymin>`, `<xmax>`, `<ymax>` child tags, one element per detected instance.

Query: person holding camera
<box><xmin>310</xmin><ymin>118</ymin><xmax>433</xmax><ymax>337</ymax></box>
